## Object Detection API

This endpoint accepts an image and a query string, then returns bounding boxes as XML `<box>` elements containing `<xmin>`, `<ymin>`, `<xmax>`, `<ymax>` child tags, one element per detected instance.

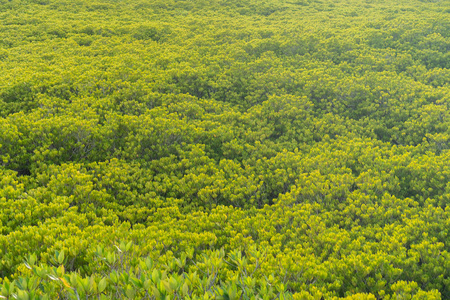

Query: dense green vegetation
<box><xmin>0</xmin><ymin>0</ymin><xmax>449</xmax><ymax>298</ymax></box>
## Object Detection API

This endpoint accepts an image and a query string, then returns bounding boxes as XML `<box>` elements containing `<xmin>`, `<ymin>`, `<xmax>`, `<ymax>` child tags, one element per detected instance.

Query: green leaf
<box><xmin>145</xmin><ymin>257</ymin><xmax>153</xmax><ymax>270</ymax></box>
<box><xmin>47</xmin><ymin>274</ymin><xmax>59</xmax><ymax>281</ymax></box>
<box><xmin>182</xmin><ymin>282</ymin><xmax>189</xmax><ymax>296</ymax></box>
<box><xmin>57</xmin><ymin>250</ymin><xmax>65</xmax><ymax>265</ymax></box>
<box><xmin>125</xmin><ymin>241</ymin><xmax>132</xmax><ymax>252</ymax></box>
<box><xmin>16</xmin><ymin>290</ymin><xmax>29</xmax><ymax>300</ymax></box>
<box><xmin>98</xmin><ymin>278</ymin><xmax>107</xmax><ymax>293</ymax></box>
<box><xmin>125</xmin><ymin>285</ymin><xmax>136</xmax><ymax>299</ymax></box>
<box><xmin>169</xmin><ymin>276</ymin><xmax>178</xmax><ymax>290</ymax></box>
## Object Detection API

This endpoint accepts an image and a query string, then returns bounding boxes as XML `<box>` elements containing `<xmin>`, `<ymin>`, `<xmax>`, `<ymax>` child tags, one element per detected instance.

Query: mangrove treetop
<box><xmin>0</xmin><ymin>0</ymin><xmax>449</xmax><ymax>298</ymax></box>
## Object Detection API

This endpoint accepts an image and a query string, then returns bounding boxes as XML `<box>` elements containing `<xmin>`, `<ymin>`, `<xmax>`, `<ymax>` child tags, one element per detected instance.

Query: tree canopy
<box><xmin>0</xmin><ymin>0</ymin><xmax>449</xmax><ymax>298</ymax></box>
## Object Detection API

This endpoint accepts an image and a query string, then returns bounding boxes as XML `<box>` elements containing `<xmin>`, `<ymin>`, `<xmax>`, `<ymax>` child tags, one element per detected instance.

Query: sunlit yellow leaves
<box><xmin>0</xmin><ymin>0</ymin><xmax>448</xmax><ymax>298</ymax></box>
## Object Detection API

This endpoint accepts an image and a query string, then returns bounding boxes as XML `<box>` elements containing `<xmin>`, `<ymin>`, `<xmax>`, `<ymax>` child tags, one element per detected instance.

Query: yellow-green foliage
<box><xmin>0</xmin><ymin>0</ymin><xmax>449</xmax><ymax>298</ymax></box>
